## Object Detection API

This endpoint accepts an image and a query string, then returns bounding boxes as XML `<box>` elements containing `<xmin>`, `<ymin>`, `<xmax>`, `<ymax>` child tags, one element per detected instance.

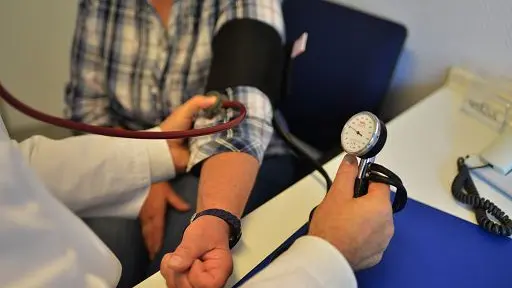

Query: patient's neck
<box><xmin>150</xmin><ymin>0</ymin><xmax>173</xmax><ymax>27</ymax></box>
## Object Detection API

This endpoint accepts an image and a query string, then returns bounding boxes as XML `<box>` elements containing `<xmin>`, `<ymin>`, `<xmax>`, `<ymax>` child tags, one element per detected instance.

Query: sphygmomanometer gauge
<box><xmin>341</xmin><ymin>111</ymin><xmax>387</xmax><ymax>159</ymax></box>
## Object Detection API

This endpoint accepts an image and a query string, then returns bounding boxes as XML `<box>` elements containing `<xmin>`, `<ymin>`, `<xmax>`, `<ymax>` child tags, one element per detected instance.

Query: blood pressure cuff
<box><xmin>205</xmin><ymin>19</ymin><xmax>286</xmax><ymax>108</ymax></box>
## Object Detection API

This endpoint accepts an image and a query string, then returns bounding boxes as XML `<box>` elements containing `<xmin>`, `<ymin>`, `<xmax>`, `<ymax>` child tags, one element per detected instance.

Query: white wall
<box><xmin>0</xmin><ymin>0</ymin><xmax>77</xmax><ymax>132</ymax></box>
<box><xmin>1</xmin><ymin>0</ymin><xmax>511</xmax><ymax>133</ymax></box>
<box><xmin>328</xmin><ymin>0</ymin><xmax>512</xmax><ymax>119</ymax></box>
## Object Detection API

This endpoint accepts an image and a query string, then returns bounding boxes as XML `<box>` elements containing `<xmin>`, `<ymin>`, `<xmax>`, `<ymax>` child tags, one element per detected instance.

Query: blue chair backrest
<box><xmin>280</xmin><ymin>0</ymin><xmax>407</xmax><ymax>152</ymax></box>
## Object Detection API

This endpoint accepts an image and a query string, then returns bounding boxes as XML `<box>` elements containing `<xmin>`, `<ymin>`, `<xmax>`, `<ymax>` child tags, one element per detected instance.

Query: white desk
<box><xmin>136</xmin><ymin>85</ymin><xmax>512</xmax><ymax>287</ymax></box>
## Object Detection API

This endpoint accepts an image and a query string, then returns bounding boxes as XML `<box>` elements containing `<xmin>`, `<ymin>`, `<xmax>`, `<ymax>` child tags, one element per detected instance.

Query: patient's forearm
<box><xmin>197</xmin><ymin>152</ymin><xmax>259</xmax><ymax>218</ymax></box>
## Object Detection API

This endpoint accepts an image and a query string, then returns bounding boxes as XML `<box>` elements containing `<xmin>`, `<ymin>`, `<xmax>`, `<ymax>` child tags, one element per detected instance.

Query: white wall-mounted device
<box><xmin>480</xmin><ymin>130</ymin><xmax>512</xmax><ymax>175</ymax></box>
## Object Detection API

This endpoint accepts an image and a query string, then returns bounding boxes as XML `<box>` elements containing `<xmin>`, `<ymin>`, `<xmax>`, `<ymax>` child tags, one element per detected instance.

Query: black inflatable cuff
<box><xmin>205</xmin><ymin>18</ymin><xmax>285</xmax><ymax>107</ymax></box>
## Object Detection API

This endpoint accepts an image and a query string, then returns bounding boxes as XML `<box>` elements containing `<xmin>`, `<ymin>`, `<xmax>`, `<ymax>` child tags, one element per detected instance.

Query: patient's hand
<box><xmin>140</xmin><ymin>182</ymin><xmax>190</xmax><ymax>259</ymax></box>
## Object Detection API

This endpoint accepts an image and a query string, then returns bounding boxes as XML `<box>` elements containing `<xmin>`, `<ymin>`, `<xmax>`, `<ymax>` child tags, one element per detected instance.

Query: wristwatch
<box><xmin>190</xmin><ymin>208</ymin><xmax>242</xmax><ymax>249</ymax></box>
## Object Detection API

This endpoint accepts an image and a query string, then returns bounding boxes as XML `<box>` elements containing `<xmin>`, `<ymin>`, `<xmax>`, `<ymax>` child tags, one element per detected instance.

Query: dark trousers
<box><xmin>82</xmin><ymin>155</ymin><xmax>299</xmax><ymax>288</ymax></box>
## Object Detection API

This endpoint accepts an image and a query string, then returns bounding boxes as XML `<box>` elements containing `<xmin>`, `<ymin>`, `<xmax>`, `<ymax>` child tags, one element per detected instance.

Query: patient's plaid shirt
<box><xmin>65</xmin><ymin>0</ymin><xmax>289</xmax><ymax>170</ymax></box>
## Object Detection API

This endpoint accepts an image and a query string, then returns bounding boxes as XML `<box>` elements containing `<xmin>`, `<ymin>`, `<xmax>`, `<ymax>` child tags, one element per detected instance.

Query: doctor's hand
<box><xmin>309</xmin><ymin>154</ymin><xmax>394</xmax><ymax>271</ymax></box>
<box><xmin>160</xmin><ymin>216</ymin><xmax>232</xmax><ymax>288</ymax></box>
<box><xmin>160</xmin><ymin>95</ymin><xmax>217</xmax><ymax>173</ymax></box>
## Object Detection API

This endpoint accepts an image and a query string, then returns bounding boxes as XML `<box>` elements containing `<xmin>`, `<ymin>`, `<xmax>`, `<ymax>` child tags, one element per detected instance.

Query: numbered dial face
<box><xmin>341</xmin><ymin>112</ymin><xmax>380</xmax><ymax>156</ymax></box>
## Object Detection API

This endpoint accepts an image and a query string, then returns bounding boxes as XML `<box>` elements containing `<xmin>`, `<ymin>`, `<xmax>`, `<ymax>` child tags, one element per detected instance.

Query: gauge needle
<box><xmin>349</xmin><ymin>125</ymin><xmax>363</xmax><ymax>137</ymax></box>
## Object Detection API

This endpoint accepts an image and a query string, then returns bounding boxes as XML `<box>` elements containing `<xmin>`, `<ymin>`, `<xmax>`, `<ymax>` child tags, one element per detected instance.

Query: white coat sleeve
<box><xmin>12</xmin><ymin>127</ymin><xmax>175</xmax><ymax>218</ymax></box>
<box><xmin>241</xmin><ymin>236</ymin><xmax>358</xmax><ymax>288</ymax></box>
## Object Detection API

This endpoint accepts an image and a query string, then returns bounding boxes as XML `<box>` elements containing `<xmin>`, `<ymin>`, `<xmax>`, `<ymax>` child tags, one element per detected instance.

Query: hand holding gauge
<box><xmin>341</xmin><ymin>111</ymin><xmax>407</xmax><ymax>212</ymax></box>
<box><xmin>231</xmin><ymin>111</ymin><xmax>408</xmax><ymax>286</ymax></box>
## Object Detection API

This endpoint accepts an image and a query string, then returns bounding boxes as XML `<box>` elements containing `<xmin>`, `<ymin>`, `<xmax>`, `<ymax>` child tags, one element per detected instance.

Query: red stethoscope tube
<box><xmin>0</xmin><ymin>83</ymin><xmax>246</xmax><ymax>139</ymax></box>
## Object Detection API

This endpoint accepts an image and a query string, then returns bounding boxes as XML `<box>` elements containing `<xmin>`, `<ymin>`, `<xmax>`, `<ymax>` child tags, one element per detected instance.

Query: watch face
<box><xmin>341</xmin><ymin>111</ymin><xmax>380</xmax><ymax>157</ymax></box>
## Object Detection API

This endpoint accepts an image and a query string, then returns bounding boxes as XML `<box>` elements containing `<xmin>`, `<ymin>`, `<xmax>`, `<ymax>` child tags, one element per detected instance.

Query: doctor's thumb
<box><xmin>329</xmin><ymin>154</ymin><xmax>359</xmax><ymax>200</ymax></box>
<box><xmin>164</xmin><ymin>242</ymin><xmax>203</xmax><ymax>272</ymax></box>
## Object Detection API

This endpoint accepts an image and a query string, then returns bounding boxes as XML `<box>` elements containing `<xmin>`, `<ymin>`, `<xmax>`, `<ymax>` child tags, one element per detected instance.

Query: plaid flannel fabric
<box><xmin>65</xmin><ymin>0</ymin><xmax>289</xmax><ymax>169</ymax></box>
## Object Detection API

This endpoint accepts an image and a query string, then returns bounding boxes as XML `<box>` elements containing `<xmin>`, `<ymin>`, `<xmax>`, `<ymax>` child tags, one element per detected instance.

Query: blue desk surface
<box><xmin>235</xmin><ymin>197</ymin><xmax>511</xmax><ymax>288</ymax></box>
<box><xmin>356</xmin><ymin>198</ymin><xmax>511</xmax><ymax>288</ymax></box>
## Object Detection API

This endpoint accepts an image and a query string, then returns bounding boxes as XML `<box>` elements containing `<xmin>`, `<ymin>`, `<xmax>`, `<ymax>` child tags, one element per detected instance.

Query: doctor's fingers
<box><xmin>177</xmin><ymin>95</ymin><xmax>218</xmax><ymax>119</ymax></box>
<box><xmin>366</xmin><ymin>186</ymin><xmax>394</xmax><ymax>224</ymax></box>
<box><xmin>354</xmin><ymin>217</ymin><xmax>394</xmax><ymax>271</ymax></box>
<box><xmin>354</xmin><ymin>253</ymin><xmax>384</xmax><ymax>271</ymax></box>
<box><xmin>367</xmin><ymin>181</ymin><xmax>391</xmax><ymax>201</ymax></box>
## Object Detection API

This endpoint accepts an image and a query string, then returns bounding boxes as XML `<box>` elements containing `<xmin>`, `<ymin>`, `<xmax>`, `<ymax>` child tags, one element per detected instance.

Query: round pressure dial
<box><xmin>341</xmin><ymin>111</ymin><xmax>387</xmax><ymax>159</ymax></box>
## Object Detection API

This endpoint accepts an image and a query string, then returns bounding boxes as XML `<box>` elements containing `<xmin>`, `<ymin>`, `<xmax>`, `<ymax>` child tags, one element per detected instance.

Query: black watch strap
<box><xmin>191</xmin><ymin>209</ymin><xmax>242</xmax><ymax>249</ymax></box>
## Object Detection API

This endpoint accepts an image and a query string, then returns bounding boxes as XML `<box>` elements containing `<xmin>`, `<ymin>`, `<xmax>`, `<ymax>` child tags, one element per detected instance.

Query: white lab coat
<box><xmin>0</xmin><ymin>115</ymin><xmax>357</xmax><ymax>288</ymax></box>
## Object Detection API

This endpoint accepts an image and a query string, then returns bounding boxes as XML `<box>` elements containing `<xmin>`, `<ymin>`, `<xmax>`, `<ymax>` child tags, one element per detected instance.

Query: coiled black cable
<box><xmin>451</xmin><ymin>157</ymin><xmax>512</xmax><ymax>237</ymax></box>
